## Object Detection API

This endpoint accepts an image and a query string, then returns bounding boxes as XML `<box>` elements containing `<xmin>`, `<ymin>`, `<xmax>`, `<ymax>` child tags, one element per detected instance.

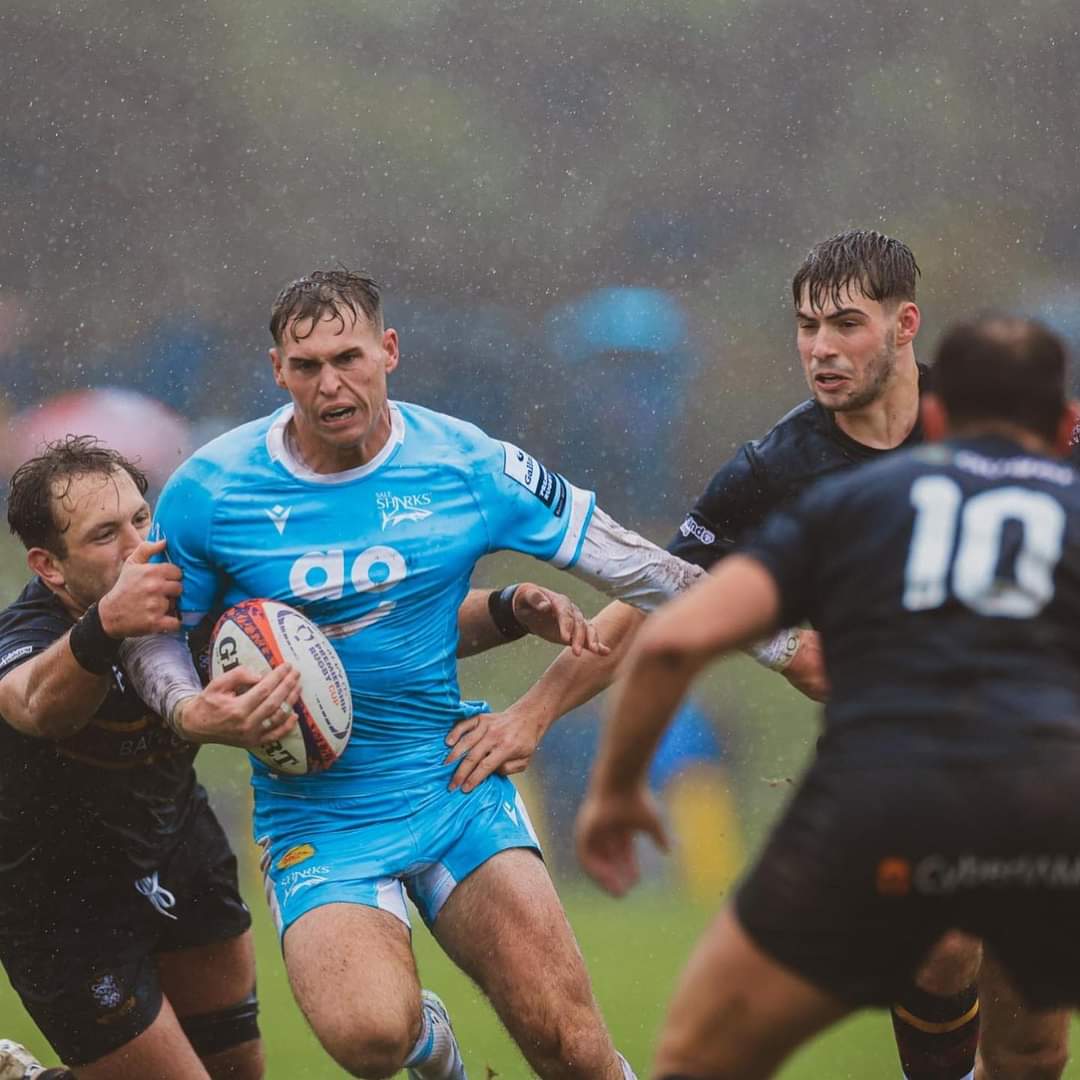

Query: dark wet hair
<box><xmin>792</xmin><ymin>229</ymin><xmax>920</xmax><ymax>311</ymax></box>
<box><xmin>269</xmin><ymin>269</ymin><xmax>383</xmax><ymax>345</ymax></box>
<box><xmin>7</xmin><ymin>435</ymin><xmax>149</xmax><ymax>555</ymax></box>
<box><xmin>929</xmin><ymin>316</ymin><xmax>1067</xmax><ymax>442</ymax></box>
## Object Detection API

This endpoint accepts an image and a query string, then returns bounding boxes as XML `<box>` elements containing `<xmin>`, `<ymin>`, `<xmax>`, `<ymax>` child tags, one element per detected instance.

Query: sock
<box><xmin>404</xmin><ymin>993</ymin><xmax>463</xmax><ymax>1079</ymax></box>
<box><xmin>617</xmin><ymin>1051</ymin><xmax>637</xmax><ymax>1078</ymax></box>
<box><xmin>891</xmin><ymin>982</ymin><xmax>979</xmax><ymax>1080</ymax></box>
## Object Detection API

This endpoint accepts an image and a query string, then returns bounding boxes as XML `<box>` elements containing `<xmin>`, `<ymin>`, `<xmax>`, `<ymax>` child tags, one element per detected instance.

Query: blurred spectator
<box><xmin>534</xmin><ymin>695</ymin><xmax>743</xmax><ymax>900</ymax></box>
<box><xmin>543</xmin><ymin>287</ymin><xmax>698</xmax><ymax>521</ymax></box>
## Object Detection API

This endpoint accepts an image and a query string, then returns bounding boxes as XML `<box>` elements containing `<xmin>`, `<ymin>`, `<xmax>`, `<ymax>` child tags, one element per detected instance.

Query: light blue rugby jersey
<box><xmin>153</xmin><ymin>401</ymin><xmax>595</xmax><ymax>797</ymax></box>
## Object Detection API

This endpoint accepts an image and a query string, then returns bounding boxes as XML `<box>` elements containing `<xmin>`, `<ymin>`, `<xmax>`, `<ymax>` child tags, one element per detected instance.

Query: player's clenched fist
<box><xmin>575</xmin><ymin>784</ymin><xmax>669</xmax><ymax>898</ymax></box>
<box><xmin>173</xmin><ymin>664</ymin><xmax>301</xmax><ymax>747</ymax></box>
<box><xmin>97</xmin><ymin>538</ymin><xmax>183</xmax><ymax>637</ymax></box>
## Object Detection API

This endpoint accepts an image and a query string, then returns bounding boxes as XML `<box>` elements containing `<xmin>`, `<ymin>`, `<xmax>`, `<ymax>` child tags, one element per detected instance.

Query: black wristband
<box><xmin>68</xmin><ymin>602</ymin><xmax>123</xmax><ymax>675</ymax></box>
<box><xmin>488</xmin><ymin>584</ymin><xmax>527</xmax><ymax>641</ymax></box>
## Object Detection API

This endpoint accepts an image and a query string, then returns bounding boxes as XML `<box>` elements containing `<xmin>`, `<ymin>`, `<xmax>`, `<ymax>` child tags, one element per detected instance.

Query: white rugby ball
<box><xmin>210</xmin><ymin>599</ymin><xmax>352</xmax><ymax>775</ymax></box>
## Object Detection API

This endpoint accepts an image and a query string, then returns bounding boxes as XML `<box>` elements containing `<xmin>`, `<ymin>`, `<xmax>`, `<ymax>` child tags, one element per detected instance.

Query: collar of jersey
<box><xmin>265</xmin><ymin>402</ymin><xmax>405</xmax><ymax>484</ymax></box>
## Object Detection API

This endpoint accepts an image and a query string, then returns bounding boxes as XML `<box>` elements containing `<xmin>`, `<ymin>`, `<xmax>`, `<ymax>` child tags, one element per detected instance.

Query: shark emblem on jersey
<box><xmin>377</xmin><ymin>491</ymin><xmax>433</xmax><ymax>530</ymax></box>
<box><xmin>265</xmin><ymin>504</ymin><xmax>291</xmax><ymax>535</ymax></box>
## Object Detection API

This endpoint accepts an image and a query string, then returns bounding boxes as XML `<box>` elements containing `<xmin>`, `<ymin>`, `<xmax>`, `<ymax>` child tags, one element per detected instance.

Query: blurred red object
<box><xmin>1</xmin><ymin>388</ymin><xmax>192</xmax><ymax>488</ymax></box>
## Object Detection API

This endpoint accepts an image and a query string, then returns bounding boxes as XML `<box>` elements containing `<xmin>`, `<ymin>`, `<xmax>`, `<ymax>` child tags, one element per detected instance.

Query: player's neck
<box><xmin>286</xmin><ymin>408</ymin><xmax>392</xmax><ymax>474</ymax></box>
<box><xmin>946</xmin><ymin>421</ymin><xmax>1056</xmax><ymax>457</ymax></box>
<box><xmin>832</xmin><ymin>352</ymin><xmax>920</xmax><ymax>450</ymax></box>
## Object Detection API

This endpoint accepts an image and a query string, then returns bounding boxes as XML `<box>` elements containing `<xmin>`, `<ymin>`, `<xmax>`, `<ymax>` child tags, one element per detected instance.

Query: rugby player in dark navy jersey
<box><xmin>578</xmin><ymin>316</ymin><xmax>1080</xmax><ymax>1080</ymax></box>
<box><xmin>0</xmin><ymin>437</ymin><xmax>304</xmax><ymax>1080</ymax></box>
<box><xmin>447</xmin><ymin>232</ymin><xmax>1068</xmax><ymax>1080</ymax></box>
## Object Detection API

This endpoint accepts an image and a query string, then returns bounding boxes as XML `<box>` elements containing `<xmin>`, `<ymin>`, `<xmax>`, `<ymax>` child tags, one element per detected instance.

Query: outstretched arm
<box><xmin>455</xmin><ymin>584</ymin><xmax>607</xmax><ymax>659</ymax></box>
<box><xmin>577</xmin><ymin>555</ymin><xmax>781</xmax><ymax>895</ymax></box>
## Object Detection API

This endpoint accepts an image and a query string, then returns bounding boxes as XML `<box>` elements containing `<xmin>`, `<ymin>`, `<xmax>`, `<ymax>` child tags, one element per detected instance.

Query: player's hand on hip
<box><xmin>175</xmin><ymin>664</ymin><xmax>300</xmax><ymax>747</ymax></box>
<box><xmin>97</xmin><ymin>539</ymin><xmax>183</xmax><ymax>637</ymax></box>
<box><xmin>575</xmin><ymin>785</ymin><xmax>669</xmax><ymax>897</ymax></box>
<box><xmin>513</xmin><ymin>583</ymin><xmax>610</xmax><ymax>657</ymax></box>
<box><xmin>780</xmin><ymin>628</ymin><xmax>830</xmax><ymax>702</ymax></box>
<box><xmin>444</xmin><ymin>706</ymin><xmax>543</xmax><ymax>793</ymax></box>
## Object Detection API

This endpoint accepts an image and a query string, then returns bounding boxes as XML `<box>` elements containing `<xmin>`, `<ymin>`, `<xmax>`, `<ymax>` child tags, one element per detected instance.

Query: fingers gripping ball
<box><xmin>211</xmin><ymin>600</ymin><xmax>352</xmax><ymax>774</ymax></box>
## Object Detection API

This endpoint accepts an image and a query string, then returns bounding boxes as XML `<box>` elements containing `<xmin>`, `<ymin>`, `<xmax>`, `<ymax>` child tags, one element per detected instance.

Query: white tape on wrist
<box><xmin>750</xmin><ymin>628</ymin><xmax>802</xmax><ymax>672</ymax></box>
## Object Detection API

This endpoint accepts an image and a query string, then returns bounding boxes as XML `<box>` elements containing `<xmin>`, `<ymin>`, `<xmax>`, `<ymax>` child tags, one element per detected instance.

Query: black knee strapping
<box><xmin>180</xmin><ymin>991</ymin><xmax>260</xmax><ymax>1058</ymax></box>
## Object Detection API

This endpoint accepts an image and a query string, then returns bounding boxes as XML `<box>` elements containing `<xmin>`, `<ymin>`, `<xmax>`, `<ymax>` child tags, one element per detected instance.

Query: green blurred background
<box><xmin>3</xmin><ymin>0</ymin><xmax>1080</xmax><ymax>1074</ymax></box>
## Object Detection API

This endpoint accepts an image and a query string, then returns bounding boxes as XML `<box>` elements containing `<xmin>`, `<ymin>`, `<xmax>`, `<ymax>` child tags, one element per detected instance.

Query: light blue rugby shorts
<box><xmin>254</xmin><ymin>773</ymin><xmax>541</xmax><ymax>938</ymax></box>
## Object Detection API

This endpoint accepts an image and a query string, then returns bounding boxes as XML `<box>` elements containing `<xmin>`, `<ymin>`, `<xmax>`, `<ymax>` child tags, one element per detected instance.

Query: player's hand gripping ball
<box><xmin>210</xmin><ymin>599</ymin><xmax>352</xmax><ymax>775</ymax></box>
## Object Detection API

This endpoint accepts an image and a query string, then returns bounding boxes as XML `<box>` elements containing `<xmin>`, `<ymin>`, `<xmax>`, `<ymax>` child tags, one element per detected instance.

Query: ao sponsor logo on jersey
<box><xmin>376</xmin><ymin>490</ymin><xmax>433</xmax><ymax>529</ymax></box>
<box><xmin>289</xmin><ymin>544</ymin><xmax>408</xmax><ymax>637</ymax></box>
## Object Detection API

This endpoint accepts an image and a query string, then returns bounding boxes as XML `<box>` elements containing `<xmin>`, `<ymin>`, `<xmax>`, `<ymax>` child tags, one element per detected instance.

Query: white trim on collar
<box><xmin>265</xmin><ymin>402</ymin><xmax>404</xmax><ymax>484</ymax></box>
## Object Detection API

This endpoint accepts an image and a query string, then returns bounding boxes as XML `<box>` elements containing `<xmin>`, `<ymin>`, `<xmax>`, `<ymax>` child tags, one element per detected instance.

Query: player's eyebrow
<box><xmin>795</xmin><ymin>306</ymin><xmax>869</xmax><ymax>321</ymax></box>
<box><xmin>287</xmin><ymin>346</ymin><xmax>362</xmax><ymax>363</ymax></box>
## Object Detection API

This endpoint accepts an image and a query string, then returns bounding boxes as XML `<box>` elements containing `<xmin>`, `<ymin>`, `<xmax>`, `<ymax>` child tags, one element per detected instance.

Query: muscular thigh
<box><xmin>433</xmin><ymin>848</ymin><xmax>593</xmax><ymax>1019</ymax></box>
<box><xmin>283</xmin><ymin>902</ymin><xmax>421</xmax><ymax>1045</ymax></box>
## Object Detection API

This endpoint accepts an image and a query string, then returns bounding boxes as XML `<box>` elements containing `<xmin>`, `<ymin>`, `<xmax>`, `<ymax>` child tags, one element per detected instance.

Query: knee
<box><xmin>528</xmin><ymin>1004</ymin><xmax>615</xmax><ymax>1078</ymax></box>
<box><xmin>980</xmin><ymin>1037</ymin><xmax>1069</xmax><ymax>1080</ymax></box>
<box><xmin>319</xmin><ymin>1015</ymin><xmax>418</xmax><ymax>1079</ymax></box>
<box><xmin>916</xmin><ymin>932</ymin><xmax>983</xmax><ymax>995</ymax></box>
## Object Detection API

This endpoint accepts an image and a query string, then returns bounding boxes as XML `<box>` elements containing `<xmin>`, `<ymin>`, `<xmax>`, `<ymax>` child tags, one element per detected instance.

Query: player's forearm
<box><xmin>511</xmin><ymin>600</ymin><xmax>645</xmax><ymax>735</ymax></box>
<box><xmin>118</xmin><ymin>633</ymin><xmax>202</xmax><ymax>735</ymax></box>
<box><xmin>569</xmin><ymin>507</ymin><xmax>705</xmax><ymax>611</ymax></box>
<box><xmin>0</xmin><ymin>638</ymin><xmax>112</xmax><ymax>739</ymax></box>
<box><xmin>456</xmin><ymin>588</ymin><xmax>516</xmax><ymax>658</ymax></box>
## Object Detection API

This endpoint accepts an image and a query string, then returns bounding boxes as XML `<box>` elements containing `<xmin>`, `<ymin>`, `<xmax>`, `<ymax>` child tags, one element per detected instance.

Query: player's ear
<box><xmin>920</xmin><ymin>392</ymin><xmax>948</xmax><ymax>442</ymax></box>
<box><xmin>27</xmin><ymin>547</ymin><xmax>65</xmax><ymax>590</ymax></box>
<box><xmin>1052</xmin><ymin>399</ymin><xmax>1080</xmax><ymax>457</ymax></box>
<box><xmin>270</xmin><ymin>347</ymin><xmax>287</xmax><ymax>390</ymax></box>
<box><xmin>382</xmin><ymin>328</ymin><xmax>399</xmax><ymax>375</ymax></box>
<box><xmin>895</xmin><ymin>301</ymin><xmax>921</xmax><ymax>348</ymax></box>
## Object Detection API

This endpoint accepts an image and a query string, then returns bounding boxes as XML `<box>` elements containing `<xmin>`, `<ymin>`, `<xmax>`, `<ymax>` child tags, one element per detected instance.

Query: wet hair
<box><xmin>929</xmin><ymin>316</ymin><xmax>1067</xmax><ymax>442</ymax></box>
<box><xmin>269</xmin><ymin>269</ymin><xmax>383</xmax><ymax>345</ymax></box>
<box><xmin>7</xmin><ymin>435</ymin><xmax>149</xmax><ymax>555</ymax></box>
<box><xmin>792</xmin><ymin>229</ymin><xmax>920</xmax><ymax>312</ymax></box>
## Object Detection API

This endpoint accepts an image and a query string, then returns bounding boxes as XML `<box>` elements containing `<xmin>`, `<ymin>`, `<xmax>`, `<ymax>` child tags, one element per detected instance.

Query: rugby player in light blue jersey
<box><xmin>122</xmin><ymin>270</ymin><xmax>703</xmax><ymax>1080</ymax></box>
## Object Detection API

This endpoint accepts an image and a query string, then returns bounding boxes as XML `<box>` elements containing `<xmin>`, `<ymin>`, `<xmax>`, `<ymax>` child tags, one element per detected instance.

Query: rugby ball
<box><xmin>210</xmin><ymin>599</ymin><xmax>352</xmax><ymax>775</ymax></box>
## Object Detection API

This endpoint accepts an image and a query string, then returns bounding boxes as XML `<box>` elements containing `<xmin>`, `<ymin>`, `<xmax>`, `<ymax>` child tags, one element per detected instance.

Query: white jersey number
<box><xmin>902</xmin><ymin>476</ymin><xmax>1065</xmax><ymax>617</ymax></box>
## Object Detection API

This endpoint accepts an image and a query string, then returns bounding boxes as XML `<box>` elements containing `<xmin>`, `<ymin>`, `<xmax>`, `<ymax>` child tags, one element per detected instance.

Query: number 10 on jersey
<box><xmin>902</xmin><ymin>476</ymin><xmax>1065</xmax><ymax>617</ymax></box>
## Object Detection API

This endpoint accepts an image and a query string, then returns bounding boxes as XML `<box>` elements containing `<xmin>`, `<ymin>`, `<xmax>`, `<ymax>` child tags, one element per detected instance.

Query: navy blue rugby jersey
<box><xmin>0</xmin><ymin>578</ymin><xmax>201</xmax><ymax>883</ymax></box>
<box><xmin>743</xmin><ymin>435</ymin><xmax>1080</xmax><ymax>756</ymax></box>
<box><xmin>668</xmin><ymin>372</ymin><xmax>926</xmax><ymax>568</ymax></box>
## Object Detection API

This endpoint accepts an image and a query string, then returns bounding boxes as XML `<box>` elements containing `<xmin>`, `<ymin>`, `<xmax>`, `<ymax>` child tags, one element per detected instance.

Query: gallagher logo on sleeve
<box><xmin>500</xmin><ymin>442</ymin><xmax>567</xmax><ymax>517</ymax></box>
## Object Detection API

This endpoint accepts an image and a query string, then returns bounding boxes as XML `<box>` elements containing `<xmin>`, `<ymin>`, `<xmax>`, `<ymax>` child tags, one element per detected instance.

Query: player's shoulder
<box><xmin>0</xmin><ymin>579</ymin><xmax>67</xmax><ymax>652</ymax></box>
<box><xmin>393</xmin><ymin>400</ymin><xmax>505</xmax><ymax>469</ymax></box>
<box><xmin>746</xmin><ymin>398</ymin><xmax>831</xmax><ymax>465</ymax></box>
<box><xmin>164</xmin><ymin>410</ymin><xmax>284</xmax><ymax>495</ymax></box>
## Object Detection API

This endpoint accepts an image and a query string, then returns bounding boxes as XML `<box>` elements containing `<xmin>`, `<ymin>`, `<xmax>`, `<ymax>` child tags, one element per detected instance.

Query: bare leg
<box><xmin>283</xmin><ymin>903</ymin><xmax>422</xmax><ymax>1078</ymax></box>
<box><xmin>433</xmin><ymin>848</ymin><xmax>626</xmax><ymax>1079</ymax></box>
<box><xmin>652</xmin><ymin>905</ymin><xmax>849</xmax><ymax>1080</ymax></box>
<box><xmin>71</xmin><ymin>998</ymin><xmax>210</xmax><ymax>1079</ymax></box>
<box><xmin>157</xmin><ymin>932</ymin><xmax>263</xmax><ymax>1079</ymax></box>
<box><xmin>975</xmin><ymin>948</ymin><xmax>1069</xmax><ymax>1080</ymax></box>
